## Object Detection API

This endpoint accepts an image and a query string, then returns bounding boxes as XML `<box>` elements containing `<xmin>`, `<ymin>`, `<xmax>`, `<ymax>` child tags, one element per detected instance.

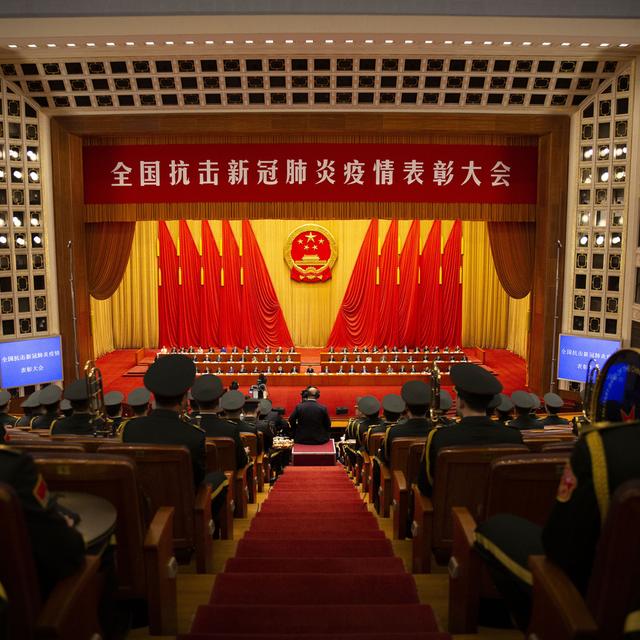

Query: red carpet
<box><xmin>182</xmin><ymin>466</ymin><xmax>451</xmax><ymax>640</ymax></box>
<box><xmin>292</xmin><ymin>440</ymin><xmax>336</xmax><ymax>466</ymax></box>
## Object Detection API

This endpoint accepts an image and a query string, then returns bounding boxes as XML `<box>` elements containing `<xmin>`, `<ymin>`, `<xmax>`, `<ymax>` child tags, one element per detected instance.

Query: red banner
<box><xmin>83</xmin><ymin>143</ymin><xmax>538</xmax><ymax>204</ymax></box>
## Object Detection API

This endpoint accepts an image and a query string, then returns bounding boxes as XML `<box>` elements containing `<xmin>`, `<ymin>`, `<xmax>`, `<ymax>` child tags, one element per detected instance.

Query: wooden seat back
<box><xmin>365</xmin><ymin>431</ymin><xmax>385</xmax><ymax>456</ymax></box>
<box><xmin>206</xmin><ymin>436</ymin><xmax>237</xmax><ymax>471</ymax></box>
<box><xmin>540</xmin><ymin>441</ymin><xmax>576</xmax><ymax>453</ymax></box>
<box><xmin>50</xmin><ymin>435</ymin><xmax>114</xmax><ymax>452</ymax></box>
<box><xmin>587</xmin><ymin>480</ymin><xmax>640</xmax><ymax>638</ymax></box>
<box><xmin>32</xmin><ymin>452</ymin><xmax>147</xmax><ymax>600</ymax></box>
<box><xmin>0</xmin><ymin>483</ymin><xmax>41</xmax><ymax>638</ymax></box>
<box><xmin>389</xmin><ymin>437</ymin><xmax>426</xmax><ymax>476</ymax></box>
<box><xmin>10</xmin><ymin>442</ymin><xmax>85</xmax><ymax>454</ymax></box>
<box><xmin>522</xmin><ymin>432</ymin><xmax>577</xmax><ymax>452</ymax></box>
<box><xmin>97</xmin><ymin>444</ymin><xmax>196</xmax><ymax>554</ymax></box>
<box><xmin>485</xmin><ymin>453</ymin><xmax>569</xmax><ymax>524</ymax></box>
<box><xmin>432</xmin><ymin>445</ymin><xmax>529</xmax><ymax>553</ymax></box>
<box><xmin>205</xmin><ymin>440</ymin><xmax>219</xmax><ymax>472</ymax></box>
<box><xmin>405</xmin><ymin>442</ymin><xmax>426</xmax><ymax>486</ymax></box>
<box><xmin>239</xmin><ymin>432</ymin><xmax>258</xmax><ymax>457</ymax></box>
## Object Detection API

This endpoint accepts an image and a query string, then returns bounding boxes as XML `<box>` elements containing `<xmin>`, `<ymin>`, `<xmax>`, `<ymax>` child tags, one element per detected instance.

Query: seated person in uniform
<box><xmin>104</xmin><ymin>390</ymin><xmax>124</xmax><ymax>436</ymax></box>
<box><xmin>50</xmin><ymin>381</ymin><xmax>100</xmax><ymax>436</ymax></box>
<box><xmin>539</xmin><ymin>392</ymin><xmax>570</xmax><ymax>426</ymax></box>
<box><xmin>417</xmin><ymin>363</ymin><xmax>523</xmax><ymax>496</ymax></box>
<box><xmin>15</xmin><ymin>391</ymin><xmax>42</xmax><ymax>428</ymax></box>
<box><xmin>0</xmin><ymin>447</ymin><xmax>85</xmax><ymax>597</ymax></box>
<box><xmin>495</xmin><ymin>393</ymin><xmax>514</xmax><ymax>424</ymax></box>
<box><xmin>508</xmin><ymin>391</ymin><xmax>544</xmax><ymax>430</ymax></box>
<box><xmin>59</xmin><ymin>398</ymin><xmax>73</xmax><ymax>417</ymax></box>
<box><xmin>435</xmin><ymin>389</ymin><xmax>456</xmax><ymax>427</ymax></box>
<box><xmin>240</xmin><ymin>397</ymin><xmax>263</xmax><ymax>454</ymax></box>
<box><xmin>0</xmin><ymin>389</ymin><xmax>18</xmax><ymax>441</ymax></box>
<box><xmin>344</xmin><ymin>396</ymin><xmax>381</xmax><ymax>467</ymax></box>
<box><xmin>126</xmin><ymin>387</ymin><xmax>150</xmax><ymax>420</ymax></box>
<box><xmin>30</xmin><ymin>385</ymin><xmax>62</xmax><ymax>431</ymax></box>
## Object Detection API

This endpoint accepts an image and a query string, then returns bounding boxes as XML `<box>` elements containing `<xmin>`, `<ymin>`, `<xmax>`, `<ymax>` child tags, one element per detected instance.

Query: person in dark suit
<box><xmin>289</xmin><ymin>386</ymin><xmax>331</xmax><ymax>445</ymax></box>
<box><xmin>191</xmin><ymin>374</ymin><xmax>248</xmax><ymax>471</ymax></box>
<box><xmin>508</xmin><ymin>391</ymin><xmax>544</xmax><ymax>430</ymax></box>
<box><xmin>104</xmin><ymin>390</ymin><xmax>124</xmax><ymax>436</ymax></box>
<box><xmin>15</xmin><ymin>391</ymin><xmax>42</xmax><ymax>428</ymax></box>
<box><xmin>417</xmin><ymin>363</ymin><xmax>523</xmax><ymax>495</ymax></box>
<box><xmin>30</xmin><ymin>385</ymin><xmax>62</xmax><ymax>431</ymax></box>
<box><xmin>539</xmin><ymin>392</ymin><xmax>570</xmax><ymax>426</ymax></box>
<box><xmin>0</xmin><ymin>390</ymin><xmax>18</xmax><ymax>440</ymax></box>
<box><xmin>255</xmin><ymin>398</ymin><xmax>275</xmax><ymax>453</ymax></box>
<box><xmin>50</xmin><ymin>380</ymin><xmax>98</xmax><ymax>436</ymax></box>
<box><xmin>0</xmin><ymin>447</ymin><xmax>85</xmax><ymax>597</ymax></box>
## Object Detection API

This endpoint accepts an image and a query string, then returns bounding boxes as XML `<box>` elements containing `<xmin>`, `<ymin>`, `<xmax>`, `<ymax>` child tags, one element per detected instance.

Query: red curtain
<box><xmin>218</xmin><ymin>220</ymin><xmax>243</xmax><ymax>347</ymax></box>
<box><xmin>241</xmin><ymin>220</ymin><xmax>294</xmax><ymax>347</ymax></box>
<box><xmin>377</xmin><ymin>220</ymin><xmax>398</xmax><ymax>347</ymax></box>
<box><xmin>200</xmin><ymin>221</ymin><xmax>221</xmax><ymax>347</ymax></box>
<box><xmin>158</xmin><ymin>221</ymin><xmax>180</xmax><ymax>348</ymax></box>
<box><xmin>441</xmin><ymin>220</ymin><xmax>462</xmax><ymax>347</ymax></box>
<box><xmin>419</xmin><ymin>221</ymin><xmax>442</xmax><ymax>347</ymax></box>
<box><xmin>487</xmin><ymin>221</ymin><xmax>535</xmax><ymax>299</ymax></box>
<box><xmin>327</xmin><ymin>219</ymin><xmax>379</xmax><ymax>347</ymax></box>
<box><xmin>398</xmin><ymin>219</ymin><xmax>421</xmax><ymax>347</ymax></box>
<box><xmin>178</xmin><ymin>221</ymin><xmax>202</xmax><ymax>347</ymax></box>
<box><xmin>86</xmin><ymin>222</ymin><xmax>136</xmax><ymax>299</ymax></box>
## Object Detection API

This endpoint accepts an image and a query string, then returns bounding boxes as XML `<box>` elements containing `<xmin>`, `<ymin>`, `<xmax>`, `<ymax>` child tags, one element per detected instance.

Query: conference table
<box><xmin>208</xmin><ymin>372</ymin><xmax>453</xmax><ymax>387</ymax></box>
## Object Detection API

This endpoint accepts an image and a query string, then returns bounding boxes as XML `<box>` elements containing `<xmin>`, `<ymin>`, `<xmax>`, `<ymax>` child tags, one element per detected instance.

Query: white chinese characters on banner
<box><xmin>109</xmin><ymin>158</ymin><xmax>512</xmax><ymax>188</ymax></box>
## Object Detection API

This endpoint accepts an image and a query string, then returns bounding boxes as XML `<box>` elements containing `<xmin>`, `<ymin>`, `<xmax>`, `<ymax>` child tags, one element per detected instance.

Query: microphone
<box><xmin>67</xmin><ymin>240</ymin><xmax>72</xmax><ymax>248</ymax></box>
<box><xmin>557</xmin><ymin>240</ymin><xmax>563</xmax><ymax>248</ymax></box>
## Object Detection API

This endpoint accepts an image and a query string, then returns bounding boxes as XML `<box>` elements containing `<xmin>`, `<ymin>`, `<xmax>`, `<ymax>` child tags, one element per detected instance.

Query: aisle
<box><xmin>180</xmin><ymin>465</ymin><xmax>451</xmax><ymax>639</ymax></box>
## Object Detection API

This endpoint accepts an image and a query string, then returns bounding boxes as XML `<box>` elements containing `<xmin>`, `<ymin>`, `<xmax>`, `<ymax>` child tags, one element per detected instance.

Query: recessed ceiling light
<box><xmin>522</xmin><ymin>41</ymin><xmax>532</xmax><ymax>46</ymax></box>
<box><xmin>165</xmin><ymin>40</ymin><xmax>174</xmax><ymax>45</ymax></box>
<box><xmin>265</xmin><ymin>39</ymin><xmax>274</xmax><ymax>44</ymax></box>
<box><xmin>106</xmin><ymin>42</ymin><xmax>115</xmax><ymax>46</ymax></box>
<box><xmin>145</xmin><ymin>41</ymin><xmax>155</xmax><ymax>46</ymax></box>
<box><xmin>561</xmin><ymin>42</ymin><xmax>570</xmax><ymax>46</ymax></box>
<box><xmin>185</xmin><ymin>40</ymin><xmax>195</xmax><ymax>45</ymax></box>
<box><xmin>364</xmin><ymin>39</ymin><xmax>374</xmax><ymax>44</ymax></box>
<box><xmin>245</xmin><ymin>39</ymin><xmax>254</xmax><ymax>44</ymax></box>
<box><xmin>86</xmin><ymin>42</ymin><xmax>96</xmax><ymax>47</ymax></box>
<box><xmin>384</xmin><ymin>39</ymin><xmax>394</xmax><ymax>44</ymax></box>
<box><xmin>7</xmin><ymin>44</ymin><xmax>18</xmax><ymax>48</ymax></box>
<box><xmin>404</xmin><ymin>39</ymin><xmax>414</xmax><ymax>44</ymax></box>
<box><xmin>444</xmin><ymin>40</ymin><xmax>453</xmax><ymax>45</ymax></box>
<box><xmin>225</xmin><ymin>40</ymin><xmax>234</xmax><ymax>44</ymax></box>
<box><xmin>483</xmin><ymin>41</ymin><xmax>493</xmax><ymax>45</ymax></box>
<box><xmin>27</xmin><ymin>43</ymin><xmax>37</xmax><ymax>48</ymax></box>
<box><xmin>325</xmin><ymin>39</ymin><xmax>334</xmax><ymax>44</ymax></box>
<box><xmin>463</xmin><ymin>40</ymin><xmax>473</xmax><ymax>45</ymax></box>
<box><xmin>619</xmin><ymin>43</ymin><xmax>630</xmax><ymax>47</ymax></box>
<box><xmin>580</xmin><ymin>42</ymin><xmax>590</xmax><ymax>47</ymax></box>
<box><xmin>503</xmin><ymin>41</ymin><xmax>512</xmax><ymax>45</ymax></box>
<box><xmin>305</xmin><ymin>39</ymin><xmax>314</xmax><ymax>43</ymax></box>
<box><xmin>47</xmin><ymin>43</ymin><xmax>56</xmax><ymax>48</ymax></box>
<box><xmin>205</xmin><ymin>40</ymin><xmax>214</xmax><ymax>44</ymax></box>
<box><xmin>125</xmin><ymin>41</ymin><xmax>135</xmax><ymax>46</ymax></box>
<box><xmin>345</xmin><ymin>39</ymin><xmax>354</xmax><ymax>44</ymax></box>
<box><xmin>542</xmin><ymin>41</ymin><xmax>551</xmax><ymax>46</ymax></box>
<box><xmin>285</xmin><ymin>39</ymin><xmax>294</xmax><ymax>44</ymax></box>
<box><xmin>66</xmin><ymin>43</ymin><xmax>76</xmax><ymax>47</ymax></box>
<box><xmin>424</xmin><ymin>39</ymin><xmax>433</xmax><ymax>44</ymax></box>
<box><xmin>599</xmin><ymin>43</ymin><xmax>610</xmax><ymax>47</ymax></box>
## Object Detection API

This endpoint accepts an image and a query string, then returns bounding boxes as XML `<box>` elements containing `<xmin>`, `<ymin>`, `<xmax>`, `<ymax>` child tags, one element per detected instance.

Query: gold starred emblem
<box><xmin>284</xmin><ymin>224</ymin><xmax>337</xmax><ymax>283</ymax></box>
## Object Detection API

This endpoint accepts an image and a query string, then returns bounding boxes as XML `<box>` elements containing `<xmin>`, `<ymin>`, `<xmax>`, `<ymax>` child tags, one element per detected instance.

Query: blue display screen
<box><xmin>0</xmin><ymin>336</ymin><xmax>63</xmax><ymax>388</ymax></box>
<box><xmin>557</xmin><ymin>334</ymin><xmax>620</xmax><ymax>383</ymax></box>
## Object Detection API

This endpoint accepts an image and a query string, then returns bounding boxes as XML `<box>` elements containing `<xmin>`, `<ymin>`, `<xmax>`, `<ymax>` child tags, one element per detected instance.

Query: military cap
<box><xmin>357</xmin><ymin>395</ymin><xmax>380</xmax><ymax>416</ymax></box>
<box><xmin>382</xmin><ymin>393</ymin><xmax>406</xmax><ymax>414</ymax></box>
<box><xmin>127</xmin><ymin>387</ymin><xmax>150</xmax><ymax>407</ymax></box>
<box><xmin>450</xmin><ymin>363</ymin><xmax>502</xmax><ymax>406</ymax></box>
<box><xmin>191</xmin><ymin>374</ymin><xmax>224</xmax><ymax>403</ymax></box>
<box><xmin>144</xmin><ymin>354</ymin><xmax>196</xmax><ymax>396</ymax></box>
<box><xmin>258</xmin><ymin>398</ymin><xmax>273</xmax><ymax>415</ymax></box>
<box><xmin>39</xmin><ymin>384</ymin><xmax>62</xmax><ymax>406</ymax></box>
<box><xmin>220</xmin><ymin>390</ymin><xmax>244</xmax><ymax>412</ymax></box>
<box><xmin>0</xmin><ymin>390</ymin><xmax>11</xmax><ymax>406</ymax></box>
<box><xmin>244</xmin><ymin>397</ymin><xmax>259</xmax><ymax>412</ymax></box>
<box><xmin>60</xmin><ymin>398</ymin><xmax>72</xmax><ymax>412</ymax></box>
<box><xmin>440</xmin><ymin>389</ymin><xmax>453</xmax><ymax>412</ymax></box>
<box><xmin>104</xmin><ymin>391</ymin><xmax>124</xmax><ymax>407</ymax></box>
<box><xmin>21</xmin><ymin>390</ymin><xmax>41</xmax><ymax>408</ymax></box>
<box><xmin>401</xmin><ymin>380</ymin><xmax>431</xmax><ymax>406</ymax></box>
<box><xmin>511</xmin><ymin>390</ymin><xmax>535</xmax><ymax>410</ymax></box>
<box><xmin>64</xmin><ymin>379</ymin><xmax>89</xmax><ymax>402</ymax></box>
<box><xmin>497</xmin><ymin>393</ymin><xmax>514</xmax><ymax>413</ymax></box>
<box><xmin>543</xmin><ymin>392</ymin><xmax>564</xmax><ymax>409</ymax></box>
<box><xmin>487</xmin><ymin>394</ymin><xmax>501</xmax><ymax>410</ymax></box>
<box><xmin>530</xmin><ymin>393</ymin><xmax>541</xmax><ymax>410</ymax></box>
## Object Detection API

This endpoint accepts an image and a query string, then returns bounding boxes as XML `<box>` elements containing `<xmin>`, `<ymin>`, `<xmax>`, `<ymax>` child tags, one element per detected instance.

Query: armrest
<box><xmin>144</xmin><ymin>506</ymin><xmax>177</xmax><ymax>635</ymax></box>
<box><xmin>391</xmin><ymin>469</ymin><xmax>409</xmax><ymax>540</ymax></box>
<box><xmin>194</xmin><ymin>483</ymin><xmax>214</xmax><ymax>574</ymax></box>
<box><xmin>448</xmin><ymin>507</ymin><xmax>480</xmax><ymax>634</ymax></box>
<box><xmin>393</xmin><ymin>469</ymin><xmax>407</xmax><ymax>495</ymax></box>
<box><xmin>528</xmin><ymin>555</ymin><xmax>597</xmax><ymax>640</ymax></box>
<box><xmin>37</xmin><ymin>555</ymin><xmax>102</xmax><ymax>639</ymax></box>
<box><xmin>411</xmin><ymin>486</ymin><xmax>434</xmax><ymax>574</ymax></box>
<box><xmin>362</xmin><ymin>451</ymin><xmax>371</xmax><ymax>465</ymax></box>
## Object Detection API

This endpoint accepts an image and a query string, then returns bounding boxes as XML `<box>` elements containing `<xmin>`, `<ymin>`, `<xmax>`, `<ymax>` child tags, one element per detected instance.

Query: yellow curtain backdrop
<box><xmin>90</xmin><ymin>218</ymin><xmax>530</xmax><ymax>356</ymax></box>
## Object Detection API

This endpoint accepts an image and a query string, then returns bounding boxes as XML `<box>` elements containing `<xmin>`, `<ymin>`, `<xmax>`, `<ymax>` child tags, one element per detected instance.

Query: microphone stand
<box><xmin>549</xmin><ymin>239</ymin><xmax>562</xmax><ymax>393</ymax></box>
<box><xmin>68</xmin><ymin>240</ymin><xmax>80</xmax><ymax>378</ymax></box>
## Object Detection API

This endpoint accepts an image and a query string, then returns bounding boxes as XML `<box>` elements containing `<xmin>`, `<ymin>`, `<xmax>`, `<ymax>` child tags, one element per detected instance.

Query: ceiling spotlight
<box><xmin>444</xmin><ymin>40</ymin><xmax>453</xmax><ymax>45</ymax></box>
<box><xmin>0</xmin><ymin>218</ymin><xmax>4</xmax><ymax>226</ymax></box>
<box><xmin>599</xmin><ymin>43</ymin><xmax>610</xmax><ymax>47</ymax></box>
<box><xmin>66</xmin><ymin>43</ymin><xmax>76</xmax><ymax>47</ymax></box>
<box><xmin>483</xmin><ymin>41</ymin><xmax>493</xmax><ymax>45</ymax></box>
<box><xmin>424</xmin><ymin>40</ymin><xmax>433</xmax><ymax>44</ymax></box>
<box><xmin>29</xmin><ymin>170</ymin><xmax>39</xmax><ymax>182</ymax></box>
<box><xmin>30</xmin><ymin>216</ymin><xmax>39</xmax><ymax>226</ymax></box>
<box><xmin>463</xmin><ymin>40</ymin><xmax>473</xmax><ymax>45</ymax></box>
<box><xmin>305</xmin><ymin>39</ymin><xmax>314</xmax><ymax>44</ymax></box>
<box><xmin>599</xmin><ymin>170</ymin><xmax>609</xmax><ymax>182</ymax></box>
<box><xmin>541</xmin><ymin>42</ymin><xmax>551</xmax><ymax>46</ymax></box>
<box><xmin>580</xmin><ymin>213</ymin><xmax>590</xmax><ymax>225</ymax></box>
<box><xmin>205</xmin><ymin>40</ymin><xmax>214</xmax><ymax>44</ymax></box>
<box><xmin>9</xmin><ymin>149</ymin><xmax>19</xmax><ymax>159</ymax></box>
<box><xmin>145</xmin><ymin>41</ymin><xmax>155</xmax><ymax>46</ymax></box>
<box><xmin>106</xmin><ymin>42</ymin><xmax>115</xmax><ymax>46</ymax></box>
<box><xmin>611</xmin><ymin>236</ymin><xmax>621</xmax><ymax>245</ymax></box>
<box><xmin>595</xmin><ymin>235</ymin><xmax>605</xmax><ymax>246</ymax></box>
<box><xmin>579</xmin><ymin>235</ymin><xmax>588</xmax><ymax>246</ymax></box>
<box><xmin>619</xmin><ymin>43</ymin><xmax>630</xmax><ymax>47</ymax></box>
<box><xmin>27</xmin><ymin>44</ymin><xmax>37</xmax><ymax>48</ymax></box>
<box><xmin>384</xmin><ymin>39</ymin><xmax>394</xmax><ymax>44</ymax></box>
<box><xmin>33</xmin><ymin>235</ymin><xmax>42</xmax><ymax>245</ymax></box>
<box><xmin>125</xmin><ymin>41</ymin><xmax>135</xmax><ymax>46</ymax></box>
<box><xmin>285</xmin><ymin>39</ymin><xmax>294</xmax><ymax>44</ymax></box>
<box><xmin>364</xmin><ymin>39</ymin><xmax>374</xmax><ymax>44</ymax></box>
<box><xmin>561</xmin><ymin>42</ymin><xmax>570</xmax><ymax>46</ymax></box>
<box><xmin>16</xmin><ymin>236</ymin><xmax>26</xmax><ymax>246</ymax></box>
<box><xmin>265</xmin><ymin>39</ymin><xmax>274</xmax><ymax>44</ymax></box>
<box><xmin>580</xmin><ymin>42</ymin><xmax>590</xmax><ymax>47</ymax></box>
<box><xmin>599</xmin><ymin>146</ymin><xmax>610</xmax><ymax>158</ymax></box>
<box><xmin>502</xmin><ymin>41</ymin><xmax>512</xmax><ymax>45</ymax></box>
<box><xmin>12</xmin><ymin>170</ymin><xmax>22</xmax><ymax>180</ymax></box>
<box><xmin>86</xmin><ymin>42</ymin><xmax>96</xmax><ymax>47</ymax></box>
<box><xmin>13</xmin><ymin>216</ymin><xmax>22</xmax><ymax>226</ymax></box>
<box><xmin>326</xmin><ymin>39</ymin><xmax>335</xmax><ymax>44</ymax></box>
<box><xmin>0</xmin><ymin>236</ymin><xmax>6</xmax><ymax>245</ymax></box>
<box><xmin>245</xmin><ymin>39</ymin><xmax>254</xmax><ymax>44</ymax></box>
<box><xmin>165</xmin><ymin>40</ymin><xmax>174</xmax><ymax>45</ymax></box>
<box><xmin>583</xmin><ymin>148</ymin><xmax>593</xmax><ymax>159</ymax></box>
<box><xmin>615</xmin><ymin>169</ymin><xmax>625</xmax><ymax>180</ymax></box>
<box><xmin>0</xmin><ymin>170</ymin><xmax>4</xmax><ymax>179</ymax></box>
<box><xmin>522</xmin><ymin>41</ymin><xmax>532</xmax><ymax>46</ymax></box>
<box><xmin>47</xmin><ymin>43</ymin><xmax>56</xmax><ymax>47</ymax></box>
<box><xmin>225</xmin><ymin>40</ymin><xmax>234</xmax><ymax>44</ymax></box>
<box><xmin>185</xmin><ymin>40</ymin><xmax>195</xmax><ymax>45</ymax></box>
<box><xmin>345</xmin><ymin>39</ymin><xmax>354</xmax><ymax>44</ymax></box>
<box><xmin>7</xmin><ymin>44</ymin><xmax>18</xmax><ymax>48</ymax></box>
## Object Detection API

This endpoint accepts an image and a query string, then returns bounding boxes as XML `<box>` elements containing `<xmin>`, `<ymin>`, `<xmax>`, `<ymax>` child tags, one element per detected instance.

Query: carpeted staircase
<box><xmin>179</xmin><ymin>465</ymin><xmax>451</xmax><ymax>640</ymax></box>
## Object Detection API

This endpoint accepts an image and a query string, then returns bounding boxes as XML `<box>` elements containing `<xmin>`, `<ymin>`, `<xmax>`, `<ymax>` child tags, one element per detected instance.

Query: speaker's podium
<box><xmin>292</xmin><ymin>441</ymin><xmax>336</xmax><ymax>466</ymax></box>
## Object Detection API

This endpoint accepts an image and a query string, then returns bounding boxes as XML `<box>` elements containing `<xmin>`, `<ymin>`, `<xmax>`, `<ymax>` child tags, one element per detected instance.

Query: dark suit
<box><xmin>539</xmin><ymin>414</ymin><xmax>570</xmax><ymax>426</ymax></box>
<box><xmin>0</xmin><ymin>412</ymin><xmax>18</xmax><ymax>438</ymax></box>
<box><xmin>378</xmin><ymin>417</ymin><xmax>431</xmax><ymax>465</ymax></box>
<box><xmin>31</xmin><ymin>412</ymin><xmax>60</xmax><ymax>431</ymax></box>
<box><xmin>50</xmin><ymin>414</ymin><xmax>96</xmax><ymax>437</ymax></box>
<box><xmin>15</xmin><ymin>414</ymin><xmax>35</xmax><ymax>428</ymax></box>
<box><xmin>418</xmin><ymin>415</ymin><xmax>523</xmax><ymax>495</ymax></box>
<box><xmin>475</xmin><ymin>420</ymin><xmax>640</xmax><ymax>629</ymax></box>
<box><xmin>198</xmin><ymin>412</ymin><xmax>248</xmax><ymax>470</ymax></box>
<box><xmin>289</xmin><ymin>399</ymin><xmax>331</xmax><ymax>445</ymax></box>
<box><xmin>0</xmin><ymin>447</ymin><xmax>85</xmax><ymax>597</ymax></box>
<box><xmin>508</xmin><ymin>414</ymin><xmax>544</xmax><ymax>430</ymax></box>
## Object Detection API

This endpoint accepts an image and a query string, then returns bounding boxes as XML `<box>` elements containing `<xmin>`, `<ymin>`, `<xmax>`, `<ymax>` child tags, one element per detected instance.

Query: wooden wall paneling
<box><xmin>50</xmin><ymin>119</ymin><xmax>94</xmax><ymax>382</ymax></box>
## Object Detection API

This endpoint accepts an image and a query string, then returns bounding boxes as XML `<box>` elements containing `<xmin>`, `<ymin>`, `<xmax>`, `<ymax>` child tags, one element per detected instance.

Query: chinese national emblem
<box><xmin>284</xmin><ymin>224</ymin><xmax>337</xmax><ymax>283</ymax></box>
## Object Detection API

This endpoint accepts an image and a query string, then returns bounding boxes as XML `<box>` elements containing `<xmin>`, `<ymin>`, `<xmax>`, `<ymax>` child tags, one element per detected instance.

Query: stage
<box><xmin>97</xmin><ymin>347</ymin><xmax>527</xmax><ymax>418</ymax></box>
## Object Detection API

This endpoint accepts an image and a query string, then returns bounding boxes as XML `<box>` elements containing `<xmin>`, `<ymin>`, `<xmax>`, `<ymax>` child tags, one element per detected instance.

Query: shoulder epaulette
<box><xmin>116</xmin><ymin>418</ymin><xmax>130</xmax><ymax>438</ymax></box>
<box><xmin>181</xmin><ymin>415</ymin><xmax>204</xmax><ymax>432</ymax></box>
<box><xmin>580</xmin><ymin>419</ymin><xmax>633</xmax><ymax>435</ymax></box>
<box><xmin>0</xmin><ymin>445</ymin><xmax>20</xmax><ymax>454</ymax></box>
<box><xmin>48</xmin><ymin>419</ymin><xmax>58</xmax><ymax>436</ymax></box>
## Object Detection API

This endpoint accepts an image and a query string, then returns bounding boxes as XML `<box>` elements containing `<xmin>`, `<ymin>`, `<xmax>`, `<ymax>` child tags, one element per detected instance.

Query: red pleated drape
<box><xmin>398</xmin><ymin>219</ymin><xmax>421</xmax><ymax>346</ymax></box>
<box><xmin>158</xmin><ymin>221</ymin><xmax>180</xmax><ymax>348</ymax></box>
<box><xmin>487</xmin><ymin>221</ymin><xmax>535</xmax><ymax>299</ymax></box>
<box><xmin>218</xmin><ymin>220</ymin><xmax>243</xmax><ymax>347</ymax></box>
<box><xmin>200</xmin><ymin>221</ymin><xmax>221</xmax><ymax>348</ymax></box>
<box><xmin>441</xmin><ymin>220</ymin><xmax>463</xmax><ymax>347</ymax></box>
<box><xmin>326</xmin><ymin>219</ymin><xmax>379</xmax><ymax>347</ymax></box>
<box><xmin>241</xmin><ymin>220</ymin><xmax>294</xmax><ymax>348</ymax></box>
<box><xmin>377</xmin><ymin>220</ymin><xmax>398</xmax><ymax>347</ymax></box>
<box><xmin>178</xmin><ymin>220</ymin><xmax>201</xmax><ymax>347</ymax></box>
<box><xmin>418</xmin><ymin>220</ymin><xmax>442</xmax><ymax>347</ymax></box>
